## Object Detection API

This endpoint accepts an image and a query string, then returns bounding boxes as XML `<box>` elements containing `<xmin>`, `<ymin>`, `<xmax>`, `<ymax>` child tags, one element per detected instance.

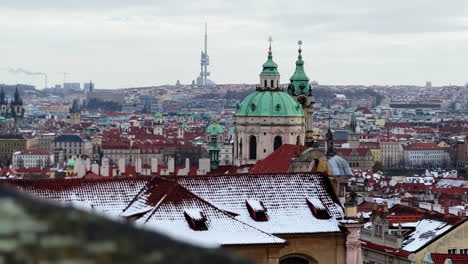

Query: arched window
<box><xmin>277</xmin><ymin>80</ymin><xmax>279</xmax><ymax>87</ymax></box>
<box><xmin>274</xmin><ymin>136</ymin><xmax>282</xmax><ymax>151</ymax></box>
<box><xmin>249</xmin><ymin>136</ymin><xmax>257</xmax><ymax>160</ymax></box>
<box><xmin>296</xmin><ymin>135</ymin><xmax>300</xmax><ymax>145</ymax></box>
<box><xmin>264</xmin><ymin>80</ymin><xmax>267</xmax><ymax>88</ymax></box>
<box><xmin>271</xmin><ymin>80</ymin><xmax>274</xmax><ymax>88</ymax></box>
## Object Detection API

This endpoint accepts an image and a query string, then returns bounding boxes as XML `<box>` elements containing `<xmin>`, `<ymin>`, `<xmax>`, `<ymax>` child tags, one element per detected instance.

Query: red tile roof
<box><xmin>355</xmin><ymin>107</ymin><xmax>372</xmax><ymax>115</ymax></box>
<box><xmin>359</xmin><ymin>142</ymin><xmax>380</xmax><ymax>149</ymax></box>
<box><xmin>250</xmin><ymin>144</ymin><xmax>309</xmax><ymax>174</ymax></box>
<box><xmin>431</xmin><ymin>253</ymin><xmax>468</xmax><ymax>264</ymax></box>
<box><xmin>336</xmin><ymin>148</ymin><xmax>370</xmax><ymax>156</ymax></box>
<box><xmin>361</xmin><ymin>240</ymin><xmax>410</xmax><ymax>257</ymax></box>
<box><xmin>406</xmin><ymin>143</ymin><xmax>440</xmax><ymax>150</ymax></box>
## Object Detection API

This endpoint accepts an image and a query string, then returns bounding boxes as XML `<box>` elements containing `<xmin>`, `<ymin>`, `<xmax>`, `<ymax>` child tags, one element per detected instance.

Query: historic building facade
<box><xmin>234</xmin><ymin>43</ymin><xmax>307</xmax><ymax>166</ymax></box>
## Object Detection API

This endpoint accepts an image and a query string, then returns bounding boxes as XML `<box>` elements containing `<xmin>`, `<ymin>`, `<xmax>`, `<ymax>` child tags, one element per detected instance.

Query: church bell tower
<box><xmin>288</xmin><ymin>41</ymin><xmax>315</xmax><ymax>146</ymax></box>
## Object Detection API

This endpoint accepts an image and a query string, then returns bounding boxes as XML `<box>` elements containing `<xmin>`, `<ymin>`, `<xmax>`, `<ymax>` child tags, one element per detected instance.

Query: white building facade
<box><xmin>12</xmin><ymin>149</ymin><xmax>54</xmax><ymax>169</ymax></box>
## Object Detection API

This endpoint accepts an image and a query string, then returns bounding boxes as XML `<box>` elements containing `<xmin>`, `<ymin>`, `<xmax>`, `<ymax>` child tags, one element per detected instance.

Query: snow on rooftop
<box><xmin>246</xmin><ymin>199</ymin><xmax>265</xmax><ymax>212</ymax></box>
<box><xmin>184</xmin><ymin>208</ymin><xmax>205</xmax><ymax>221</ymax></box>
<box><xmin>132</xmin><ymin>185</ymin><xmax>286</xmax><ymax>247</ymax></box>
<box><xmin>7</xmin><ymin>178</ymin><xmax>148</xmax><ymax>217</ymax></box>
<box><xmin>436</xmin><ymin>179</ymin><xmax>466</xmax><ymax>188</ymax></box>
<box><xmin>307</xmin><ymin>198</ymin><xmax>326</xmax><ymax>211</ymax></box>
<box><xmin>177</xmin><ymin>173</ymin><xmax>344</xmax><ymax>235</ymax></box>
<box><xmin>402</xmin><ymin>219</ymin><xmax>452</xmax><ymax>252</ymax></box>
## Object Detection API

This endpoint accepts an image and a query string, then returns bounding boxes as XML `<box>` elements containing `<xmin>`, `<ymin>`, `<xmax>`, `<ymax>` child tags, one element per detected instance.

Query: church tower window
<box><xmin>271</xmin><ymin>80</ymin><xmax>274</xmax><ymax>88</ymax></box>
<box><xmin>249</xmin><ymin>136</ymin><xmax>257</xmax><ymax>160</ymax></box>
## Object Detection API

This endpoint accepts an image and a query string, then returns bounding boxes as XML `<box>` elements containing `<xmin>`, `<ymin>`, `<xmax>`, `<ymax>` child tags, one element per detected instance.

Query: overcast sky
<box><xmin>1</xmin><ymin>0</ymin><xmax>468</xmax><ymax>89</ymax></box>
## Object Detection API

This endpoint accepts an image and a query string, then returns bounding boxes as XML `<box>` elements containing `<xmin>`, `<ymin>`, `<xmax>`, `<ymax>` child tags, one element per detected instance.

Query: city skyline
<box><xmin>1</xmin><ymin>1</ymin><xmax>468</xmax><ymax>89</ymax></box>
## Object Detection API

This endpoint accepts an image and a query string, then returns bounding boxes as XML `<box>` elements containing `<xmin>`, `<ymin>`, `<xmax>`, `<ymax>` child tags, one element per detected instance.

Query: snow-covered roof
<box><xmin>436</xmin><ymin>179</ymin><xmax>466</xmax><ymax>188</ymax></box>
<box><xmin>4</xmin><ymin>178</ymin><xmax>148</xmax><ymax>217</ymax></box>
<box><xmin>402</xmin><ymin>218</ymin><xmax>452</xmax><ymax>252</ymax></box>
<box><xmin>177</xmin><ymin>173</ymin><xmax>344</xmax><ymax>235</ymax></box>
<box><xmin>122</xmin><ymin>180</ymin><xmax>285</xmax><ymax>247</ymax></box>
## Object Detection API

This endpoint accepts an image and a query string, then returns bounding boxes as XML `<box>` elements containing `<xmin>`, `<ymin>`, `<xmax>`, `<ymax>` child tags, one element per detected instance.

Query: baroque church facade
<box><xmin>234</xmin><ymin>41</ymin><xmax>314</xmax><ymax>166</ymax></box>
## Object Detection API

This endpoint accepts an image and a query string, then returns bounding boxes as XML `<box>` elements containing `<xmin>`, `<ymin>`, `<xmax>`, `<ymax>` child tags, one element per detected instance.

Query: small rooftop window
<box><xmin>307</xmin><ymin>198</ymin><xmax>331</xmax><ymax>219</ymax></box>
<box><xmin>184</xmin><ymin>209</ymin><xmax>208</xmax><ymax>231</ymax></box>
<box><xmin>246</xmin><ymin>199</ymin><xmax>268</xmax><ymax>221</ymax></box>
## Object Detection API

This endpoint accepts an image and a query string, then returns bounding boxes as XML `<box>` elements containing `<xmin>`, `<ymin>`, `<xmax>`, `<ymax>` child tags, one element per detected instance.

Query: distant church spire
<box><xmin>326</xmin><ymin>114</ymin><xmax>336</xmax><ymax>157</ymax></box>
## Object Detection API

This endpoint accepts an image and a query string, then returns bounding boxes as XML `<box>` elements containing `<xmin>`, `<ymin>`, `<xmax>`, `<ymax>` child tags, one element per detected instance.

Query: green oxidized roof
<box><xmin>290</xmin><ymin>47</ymin><xmax>310</xmax><ymax>95</ymax></box>
<box><xmin>290</xmin><ymin>49</ymin><xmax>309</xmax><ymax>81</ymax></box>
<box><xmin>67</xmin><ymin>158</ymin><xmax>75</xmax><ymax>169</ymax></box>
<box><xmin>154</xmin><ymin>112</ymin><xmax>162</xmax><ymax>118</ymax></box>
<box><xmin>260</xmin><ymin>50</ymin><xmax>279</xmax><ymax>76</ymax></box>
<box><xmin>235</xmin><ymin>91</ymin><xmax>304</xmax><ymax>117</ymax></box>
<box><xmin>206</xmin><ymin>123</ymin><xmax>224</xmax><ymax>135</ymax></box>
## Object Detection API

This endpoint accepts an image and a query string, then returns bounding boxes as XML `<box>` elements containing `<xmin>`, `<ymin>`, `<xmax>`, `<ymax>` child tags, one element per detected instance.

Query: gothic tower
<box><xmin>10</xmin><ymin>87</ymin><xmax>25</xmax><ymax>119</ymax></box>
<box><xmin>348</xmin><ymin>114</ymin><xmax>360</xmax><ymax>148</ymax></box>
<box><xmin>0</xmin><ymin>88</ymin><xmax>7</xmax><ymax>116</ymax></box>
<box><xmin>69</xmin><ymin>99</ymin><xmax>81</xmax><ymax>126</ymax></box>
<box><xmin>288</xmin><ymin>41</ymin><xmax>315</xmax><ymax>146</ymax></box>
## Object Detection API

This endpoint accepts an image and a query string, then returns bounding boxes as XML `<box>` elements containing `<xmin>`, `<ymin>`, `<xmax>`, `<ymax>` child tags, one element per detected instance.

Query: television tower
<box><xmin>197</xmin><ymin>22</ymin><xmax>210</xmax><ymax>87</ymax></box>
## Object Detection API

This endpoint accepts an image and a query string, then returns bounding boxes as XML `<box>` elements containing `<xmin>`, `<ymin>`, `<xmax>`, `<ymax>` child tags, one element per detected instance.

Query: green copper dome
<box><xmin>289</xmin><ymin>45</ymin><xmax>310</xmax><ymax>95</ymax></box>
<box><xmin>206</xmin><ymin>123</ymin><xmax>224</xmax><ymax>135</ymax></box>
<box><xmin>235</xmin><ymin>91</ymin><xmax>304</xmax><ymax>117</ymax></box>
<box><xmin>154</xmin><ymin>112</ymin><xmax>162</xmax><ymax>118</ymax></box>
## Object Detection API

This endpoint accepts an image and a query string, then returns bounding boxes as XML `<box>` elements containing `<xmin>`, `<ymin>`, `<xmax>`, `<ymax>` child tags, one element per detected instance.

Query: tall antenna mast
<box><xmin>204</xmin><ymin>22</ymin><xmax>208</xmax><ymax>55</ymax></box>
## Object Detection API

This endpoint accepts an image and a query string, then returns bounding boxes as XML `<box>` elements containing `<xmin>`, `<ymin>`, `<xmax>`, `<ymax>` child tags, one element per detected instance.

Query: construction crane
<box><xmin>57</xmin><ymin>72</ymin><xmax>70</xmax><ymax>86</ymax></box>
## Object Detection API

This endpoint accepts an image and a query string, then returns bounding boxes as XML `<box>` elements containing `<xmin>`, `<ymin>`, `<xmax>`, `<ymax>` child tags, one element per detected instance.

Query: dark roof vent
<box><xmin>184</xmin><ymin>209</ymin><xmax>208</xmax><ymax>231</ymax></box>
<box><xmin>246</xmin><ymin>199</ymin><xmax>268</xmax><ymax>221</ymax></box>
<box><xmin>307</xmin><ymin>198</ymin><xmax>331</xmax><ymax>219</ymax></box>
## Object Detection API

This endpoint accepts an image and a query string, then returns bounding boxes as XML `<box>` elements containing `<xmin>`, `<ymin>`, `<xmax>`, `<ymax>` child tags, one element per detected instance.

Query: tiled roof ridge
<box><xmin>121</xmin><ymin>176</ymin><xmax>162</xmax><ymax>213</ymax></box>
<box><xmin>140</xmin><ymin>179</ymin><xmax>178</xmax><ymax>224</ymax></box>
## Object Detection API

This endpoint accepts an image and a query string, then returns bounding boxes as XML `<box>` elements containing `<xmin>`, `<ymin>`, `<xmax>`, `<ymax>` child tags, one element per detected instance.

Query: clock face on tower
<box><xmin>297</xmin><ymin>95</ymin><xmax>308</xmax><ymax>107</ymax></box>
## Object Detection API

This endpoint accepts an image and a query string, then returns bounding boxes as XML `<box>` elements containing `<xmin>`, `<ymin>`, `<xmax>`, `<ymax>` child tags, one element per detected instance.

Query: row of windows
<box><xmin>448</xmin><ymin>248</ymin><xmax>468</xmax><ymax>254</ymax></box>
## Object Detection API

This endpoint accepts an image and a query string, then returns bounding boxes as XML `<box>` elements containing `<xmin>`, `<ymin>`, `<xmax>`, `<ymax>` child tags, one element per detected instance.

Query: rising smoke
<box><xmin>3</xmin><ymin>67</ymin><xmax>46</xmax><ymax>76</ymax></box>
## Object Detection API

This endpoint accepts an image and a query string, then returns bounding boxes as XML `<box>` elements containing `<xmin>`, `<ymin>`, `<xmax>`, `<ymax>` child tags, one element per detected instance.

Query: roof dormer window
<box><xmin>307</xmin><ymin>198</ymin><xmax>331</xmax><ymax>219</ymax></box>
<box><xmin>184</xmin><ymin>209</ymin><xmax>208</xmax><ymax>231</ymax></box>
<box><xmin>246</xmin><ymin>199</ymin><xmax>268</xmax><ymax>221</ymax></box>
